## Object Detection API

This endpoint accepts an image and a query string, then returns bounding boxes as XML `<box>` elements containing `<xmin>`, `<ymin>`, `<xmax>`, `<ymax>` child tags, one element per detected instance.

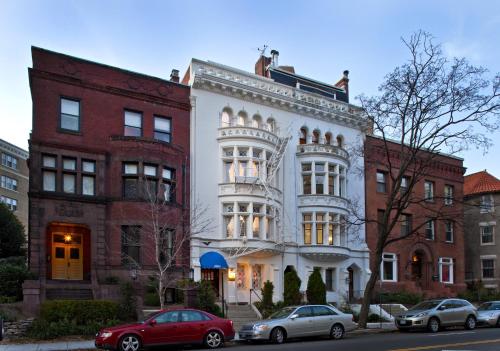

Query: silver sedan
<box><xmin>477</xmin><ymin>301</ymin><xmax>500</xmax><ymax>327</ymax></box>
<box><xmin>238</xmin><ymin>305</ymin><xmax>356</xmax><ymax>344</ymax></box>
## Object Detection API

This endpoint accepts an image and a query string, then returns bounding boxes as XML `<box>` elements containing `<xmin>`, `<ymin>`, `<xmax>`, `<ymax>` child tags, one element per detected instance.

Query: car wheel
<box><xmin>270</xmin><ymin>327</ymin><xmax>286</xmax><ymax>344</ymax></box>
<box><xmin>427</xmin><ymin>317</ymin><xmax>440</xmax><ymax>333</ymax></box>
<box><xmin>330</xmin><ymin>323</ymin><xmax>345</xmax><ymax>340</ymax></box>
<box><xmin>465</xmin><ymin>315</ymin><xmax>476</xmax><ymax>330</ymax></box>
<box><xmin>204</xmin><ymin>330</ymin><xmax>223</xmax><ymax>349</ymax></box>
<box><xmin>119</xmin><ymin>334</ymin><xmax>141</xmax><ymax>351</ymax></box>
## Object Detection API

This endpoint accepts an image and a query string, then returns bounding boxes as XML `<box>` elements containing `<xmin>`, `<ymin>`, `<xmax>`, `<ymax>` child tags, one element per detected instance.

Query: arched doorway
<box><xmin>411</xmin><ymin>250</ymin><xmax>429</xmax><ymax>289</ymax></box>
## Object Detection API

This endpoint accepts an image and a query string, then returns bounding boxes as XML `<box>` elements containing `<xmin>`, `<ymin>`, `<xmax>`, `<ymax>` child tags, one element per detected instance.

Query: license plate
<box><xmin>399</xmin><ymin>320</ymin><xmax>407</xmax><ymax>325</ymax></box>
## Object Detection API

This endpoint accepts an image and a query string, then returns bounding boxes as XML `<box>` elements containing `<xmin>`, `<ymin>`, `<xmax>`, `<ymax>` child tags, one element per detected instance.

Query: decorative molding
<box><xmin>297</xmin><ymin>194</ymin><xmax>349</xmax><ymax>211</ymax></box>
<box><xmin>218</xmin><ymin>183</ymin><xmax>282</xmax><ymax>204</ymax></box>
<box><xmin>296</xmin><ymin>144</ymin><xmax>349</xmax><ymax>163</ymax></box>
<box><xmin>55</xmin><ymin>203</ymin><xmax>83</xmax><ymax>217</ymax></box>
<box><xmin>218</xmin><ymin>126</ymin><xmax>279</xmax><ymax>146</ymax></box>
<box><xmin>190</xmin><ymin>60</ymin><xmax>368</xmax><ymax>130</ymax></box>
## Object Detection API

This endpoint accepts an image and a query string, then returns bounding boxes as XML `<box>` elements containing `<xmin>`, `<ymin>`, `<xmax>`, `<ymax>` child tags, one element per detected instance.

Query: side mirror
<box><xmin>290</xmin><ymin>314</ymin><xmax>298</xmax><ymax>320</ymax></box>
<box><xmin>149</xmin><ymin>319</ymin><xmax>157</xmax><ymax>326</ymax></box>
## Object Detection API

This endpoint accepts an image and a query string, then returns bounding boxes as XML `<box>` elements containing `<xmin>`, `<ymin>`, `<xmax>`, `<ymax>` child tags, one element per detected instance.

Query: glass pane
<box><xmin>63</xmin><ymin>158</ymin><xmax>76</xmax><ymax>170</ymax></box>
<box><xmin>43</xmin><ymin>156</ymin><xmax>56</xmax><ymax>168</ymax></box>
<box><xmin>43</xmin><ymin>171</ymin><xmax>56</xmax><ymax>191</ymax></box>
<box><xmin>61</xmin><ymin>114</ymin><xmax>79</xmax><ymax>131</ymax></box>
<box><xmin>124</xmin><ymin>163</ymin><xmax>138</xmax><ymax>174</ymax></box>
<box><xmin>82</xmin><ymin>161</ymin><xmax>95</xmax><ymax>173</ymax></box>
<box><xmin>155</xmin><ymin>117</ymin><xmax>171</xmax><ymax>132</ymax></box>
<box><xmin>63</xmin><ymin>174</ymin><xmax>76</xmax><ymax>193</ymax></box>
<box><xmin>124</xmin><ymin>178</ymin><xmax>138</xmax><ymax>198</ymax></box>
<box><xmin>162</xmin><ymin>168</ymin><xmax>172</xmax><ymax>179</ymax></box>
<box><xmin>144</xmin><ymin>165</ymin><xmax>157</xmax><ymax>176</ymax></box>
<box><xmin>82</xmin><ymin>176</ymin><xmax>95</xmax><ymax>195</ymax></box>
<box><xmin>125</xmin><ymin>111</ymin><xmax>142</xmax><ymax>127</ymax></box>
<box><xmin>154</xmin><ymin>131</ymin><xmax>171</xmax><ymax>142</ymax></box>
<box><xmin>302</xmin><ymin>163</ymin><xmax>312</xmax><ymax>172</ymax></box>
<box><xmin>315</xmin><ymin>163</ymin><xmax>325</xmax><ymax>172</ymax></box>
<box><xmin>124</xmin><ymin>126</ymin><xmax>141</xmax><ymax>137</ymax></box>
<box><xmin>55</xmin><ymin>247</ymin><xmax>65</xmax><ymax>259</ymax></box>
<box><xmin>61</xmin><ymin>98</ymin><xmax>79</xmax><ymax>115</ymax></box>
<box><xmin>70</xmin><ymin>248</ymin><xmax>80</xmax><ymax>259</ymax></box>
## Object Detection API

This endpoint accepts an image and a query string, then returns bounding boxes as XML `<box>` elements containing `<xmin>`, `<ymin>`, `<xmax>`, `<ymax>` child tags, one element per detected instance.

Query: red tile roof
<box><xmin>464</xmin><ymin>170</ymin><xmax>500</xmax><ymax>196</ymax></box>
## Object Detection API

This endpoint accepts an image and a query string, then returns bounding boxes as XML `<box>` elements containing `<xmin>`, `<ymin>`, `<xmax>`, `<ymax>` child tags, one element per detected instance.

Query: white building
<box><xmin>186</xmin><ymin>51</ymin><xmax>370</xmax><ymax>305</ymax></box>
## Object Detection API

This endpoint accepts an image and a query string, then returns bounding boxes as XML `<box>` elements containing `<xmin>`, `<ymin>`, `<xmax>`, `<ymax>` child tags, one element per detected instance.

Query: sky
<box><xmin>0</xmin><ymin>0</ymin><xmax>499</xmax><ymax>176</ymax></box>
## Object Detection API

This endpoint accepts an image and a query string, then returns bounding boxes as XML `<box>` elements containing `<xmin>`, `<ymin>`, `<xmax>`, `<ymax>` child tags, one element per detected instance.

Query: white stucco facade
<box><xmin>187</xmin><ymin>58</ymin><xmax>370</xmax><ymax>305</ymax></box>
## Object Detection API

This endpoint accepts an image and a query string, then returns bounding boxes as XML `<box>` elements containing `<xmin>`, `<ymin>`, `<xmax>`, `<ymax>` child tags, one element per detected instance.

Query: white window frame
<box><xmin>381</xmin><ymin>253</ymin><xmax>398</xmax><ymax>282</ymax></box>
<box><xmin>424</xmin><ymin>181</ymin><xmax>434</xmax><ymax>201</ymax></box>
<box><xmin>425</xmin><ymin>219</ymin><xmax>435</xmax><ymax>240</ymax></box>
<box><xmin>444</xmin><ymin>185</ymin><xmax>454</xmax><ymax>205</ymax></box>
<box><xmin>445</xmin><ymin>221</ymin><xmax>454</xmax><ymax>243</ymax></box>
<box><xmin>480</xmin><ymin>224</ymin><xmax>495</xmax><ymax>245</ymax></box>
<box><xmin>439</xmin><ymin>257</ymin><xmax>454</xmax><ymax>284</ymax></box>
<box><xmin>481</xmin><ymin>258</ymin><xmax>496</xmax><ymax>280</ymax></box>
<box><xmin>480</xmin><ymin>195</ymin><xmax>495</xmax><ymax>213</ymax></box>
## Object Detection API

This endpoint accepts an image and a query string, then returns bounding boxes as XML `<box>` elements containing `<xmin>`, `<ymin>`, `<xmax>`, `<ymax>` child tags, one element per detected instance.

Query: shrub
<box><xmin>144</xmin><ymin>292</ymin><xmax>160</xmax><ymax>307</ymax></box>
<box><xmin>102</xmin><ymin>276</ymin><xmax>120</xmax><ymax>285</ymax></box>
<box><xmin>0</xmin><ymin>203</ymin><xmax>25</xmax><ymax>258</ymax></box>
<box><xmin>284</xmin><ymin>268</ymin><xmax>302</xmax><ymax>305</ymax></box>
<box><xmin>118</xmin><ymin>282</ymin><xmax>137</xmax><ymax>321</ymax></box>
<box><xmin>194</xmin><ymin>280</ymin><xmax>222</xmax><ymax>317</ymax></box>
<box><xmin>261</xmin><ymin>281</ymin><xmax>274</xmax><ymax>310</ymax></box>
<box><xmin>373</xmin><ymin>291</ymin><xmax>423</xmax><ymax>306</ymax></box>
<box><xmin>0</xmin><ymin>262</ymin><xmax>34</xmax><ymax>300</ymax></box>
<box><xmin>306</xmin><ymin>268</ymin><xmax>326</xmax><ymax>304</ymax></box>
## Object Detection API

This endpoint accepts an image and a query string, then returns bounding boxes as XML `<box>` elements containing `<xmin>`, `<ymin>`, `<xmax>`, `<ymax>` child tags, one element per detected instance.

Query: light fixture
<box><xmin>64</xmin><ymin>234</ymin><xmax>72</xmax><ymax>243</ymax></box>
<box><xmin>228</xmin><ymin>268</ymin><xmax>236</xmax><ymax>281</ymax></box>
<box><xmin>412</xmin><ymin>255</ymin><xmax>419</xmax><ymax>262</ymax></box>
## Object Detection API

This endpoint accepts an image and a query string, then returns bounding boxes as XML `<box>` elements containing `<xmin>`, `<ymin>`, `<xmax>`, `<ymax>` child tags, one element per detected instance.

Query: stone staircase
<box><xmin>226</xmin><ymin>304</ymin><xmax>260</xmax><ymax>332</ymax></box>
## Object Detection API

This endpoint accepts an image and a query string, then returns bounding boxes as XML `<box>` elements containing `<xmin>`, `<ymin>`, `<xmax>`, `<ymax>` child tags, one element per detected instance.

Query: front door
<box><xmin>201</xmin><ymin>269</ymin><xmax>220</xmax><ymax>297</ymax></box>
<box><xmin>348</xmin><ymin>268</ymin><xmax>354</xmax><ymax>301</ymax></box>
<box><xmin>52</xmin><ymin>233</ymin><xmax>83</xmax><ymax>280</ymax></box>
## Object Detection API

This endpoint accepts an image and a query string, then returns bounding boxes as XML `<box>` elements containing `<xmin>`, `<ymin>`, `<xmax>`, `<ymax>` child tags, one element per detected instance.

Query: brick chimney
<box><xmin>255</xmin><ymin>55</ymin><xmax>271</xmax><ymax>77</ymax></box>
<box><xmin>334</xmin><ymin>70</ymin><xmax>350</xmax><ymax>102</ymax></box>
<box><xmin>170</xmin><ymin>69</ymin><xmax>180</xmax><ymax>83</ymax></box>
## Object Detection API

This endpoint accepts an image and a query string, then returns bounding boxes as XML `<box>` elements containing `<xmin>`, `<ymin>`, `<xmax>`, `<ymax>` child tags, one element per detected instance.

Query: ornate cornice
<box><xmin>296</xmin><ymin>144</ymin><xmax>350</xmax><ymax>164</ymax></box>
<box><xmin>189</xmin><ymin>60</ymin><xmax>369</xmax><ymax>131</ymax></box>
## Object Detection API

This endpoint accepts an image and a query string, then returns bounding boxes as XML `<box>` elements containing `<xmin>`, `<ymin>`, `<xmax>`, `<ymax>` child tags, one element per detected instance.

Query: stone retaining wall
<box><xmin>2</xmin><ymin>318</ymin><xmax>34</xmax><ymax>338</ymax></box>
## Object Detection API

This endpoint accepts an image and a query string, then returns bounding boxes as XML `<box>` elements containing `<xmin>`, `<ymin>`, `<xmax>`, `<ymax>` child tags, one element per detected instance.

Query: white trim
<box><xmin>438</xmin><ymin>257</ymin><xmax>454</xmax><ymax>284</ymax></box>
<box><xmin>480</xmin><ymin>225</ymin><xmax>495</xmax><ymax>246</ymax></box>
<box><xmin>381</xmin><ymin>252</ymin><xmax>398</xmax><ymax>282</ymax></box>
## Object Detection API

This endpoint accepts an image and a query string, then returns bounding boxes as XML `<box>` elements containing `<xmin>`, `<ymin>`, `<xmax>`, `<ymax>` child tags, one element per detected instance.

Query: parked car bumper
<box><xmin>395</xmin><ymin>316</ymin><xmax>429</xmax><ymax>330</ymax></box>
<box><xmin>477</xmin><ymin>315</ymin><xmax>498</xmax><ymax>327</ymax></box>
<box><xmin>238</xmin><ymin>329</ymin><xmax>271</xmax><ymax>340</ymax></box>
<box><xmin>95</xmin><ymin>336</ymin><xmax>116</xmax><ymax>350</ymax></box>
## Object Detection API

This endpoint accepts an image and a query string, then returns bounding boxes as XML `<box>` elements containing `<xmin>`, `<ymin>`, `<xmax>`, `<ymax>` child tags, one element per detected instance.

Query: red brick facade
<box><xmin>25</xmin><ymin>47</ymin><xmax>190</xmax><ymax>311</ymax></box>
<box><xmin>365</xmin><ymin>136</ymin><xmax>466</xmax><ymax>298</ymax></box>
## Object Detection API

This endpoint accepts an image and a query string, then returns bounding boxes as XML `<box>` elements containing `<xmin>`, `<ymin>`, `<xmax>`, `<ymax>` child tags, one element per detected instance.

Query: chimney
<box><xmin>255</xmin><ymin>55</ymin><xmax>271</xmax><ymax>77</ymax></box>
<box><xmin>270</xmin><ymin>49</ymin><xmax>279</xmax><ymax>67</ymax></box>
<box><xmin>334</xmin><ymin>70</ymin><xmax>350</xmax><ymax>102</ymax></box>
<box><xmin>170</xmin><ymin>69</ymin><xmax>180</xmax><ymax>83</ymax></box>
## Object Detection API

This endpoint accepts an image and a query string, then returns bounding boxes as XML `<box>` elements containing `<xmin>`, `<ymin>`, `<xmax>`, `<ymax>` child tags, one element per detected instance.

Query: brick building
<box><xmin>1</xmin><ymin>138</ymin><xmax>29</xmax><ymax>231</ymax></box>
<box><xmin>464</xmin><ymin>170</ymin><xmax>500</xmax><ymax>290</ymax></box>
<box><xmin>24</xmin><ymin>47</ymin><xmax>190</xmax><ymax>312</ymax></box>
<box><xmin>365</xmin><ymin>135</ymin><xmax>466</xmax><ymax>297</ymax></box>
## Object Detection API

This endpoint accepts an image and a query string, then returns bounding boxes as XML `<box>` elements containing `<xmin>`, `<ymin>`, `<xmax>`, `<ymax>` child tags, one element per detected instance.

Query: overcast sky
<box><xmin>1</xmin><ymin>0</ymin><xmax>499</xmax><ymax>176</ymax></box>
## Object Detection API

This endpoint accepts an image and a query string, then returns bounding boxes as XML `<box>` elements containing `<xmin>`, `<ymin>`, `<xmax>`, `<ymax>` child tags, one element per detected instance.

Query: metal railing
<box><xmin>249</xmin><ymin>288</ymin><xmax>263</xmax><ymax>306</ymax></box>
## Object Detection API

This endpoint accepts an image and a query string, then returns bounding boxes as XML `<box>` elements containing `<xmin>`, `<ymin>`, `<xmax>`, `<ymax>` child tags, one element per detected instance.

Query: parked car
<box><xmin>238</xmin><ymin>304</ymin><xmax>356</xmax><ymax>344</ymax></box>
<box><xmin>477</xmin><ymin>301</ymin><xmax>500</xmax><ymax>327</ymax></box>
<box><xmin>95</xmin><ymin>308</ymin><xmax>234</xmax><ymax>351</ymax></box>
<box><xmin>395</xmin><ymin>298</ymin><xmax>477</xmax><ymax>333</ymax></box>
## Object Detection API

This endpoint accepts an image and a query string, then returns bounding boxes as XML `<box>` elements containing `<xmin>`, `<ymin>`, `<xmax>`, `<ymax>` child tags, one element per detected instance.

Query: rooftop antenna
<box><xmin>257</xmin><ymin>44</ymin><xmax>268</xmax><ymax>57</ymax></box>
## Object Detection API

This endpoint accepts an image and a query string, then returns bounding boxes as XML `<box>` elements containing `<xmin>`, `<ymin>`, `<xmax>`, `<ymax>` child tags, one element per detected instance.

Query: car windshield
<box><xmin>410</xmin><ymin>301</ymin><xmax>441</xmax><ymax>311</ymax></box>
<box><xmin>478</xmin><ymin>302</ymin><xmax>500</xmax><ymax>311</ymax></box>
<box><xmin>268</xmin><ymin>307</ymin><xmax>296</xmax><ymax>319</ymax></box>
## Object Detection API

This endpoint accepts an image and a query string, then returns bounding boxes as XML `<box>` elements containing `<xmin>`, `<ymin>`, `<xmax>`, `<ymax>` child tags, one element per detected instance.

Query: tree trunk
<box><xmin>159</xmin><ymin>273</ymin><xmax>166</xmax><ymax>310</ymax></box>
<box><xmin>358</xmin><ymin>252</ymin><xmax>382</xmax><ymax>328</ymax></box>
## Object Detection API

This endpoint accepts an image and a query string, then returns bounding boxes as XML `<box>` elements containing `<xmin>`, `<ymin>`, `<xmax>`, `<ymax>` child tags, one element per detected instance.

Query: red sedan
<box><xmin>95</xmin><ymin>308</ymin><xmax>234</xmax><ymax>350</ymax></box>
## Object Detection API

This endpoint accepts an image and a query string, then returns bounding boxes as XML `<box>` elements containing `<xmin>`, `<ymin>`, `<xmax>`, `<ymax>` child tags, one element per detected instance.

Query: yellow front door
<box><xmin>52</xmin><ymin>233</ymin><xmax>83</xmax><ymax>280</ymax></box>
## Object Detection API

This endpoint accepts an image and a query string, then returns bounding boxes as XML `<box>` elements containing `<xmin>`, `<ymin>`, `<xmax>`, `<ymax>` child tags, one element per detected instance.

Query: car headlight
<box><xmin>490</xmin><ymin>313</ymin><xmax>496</xmax><ymax>318</ymax></box>
<box><xmin>253</xmin><ymin>324</ymin><xmax>269</xmax><ymax>332</ymax></box>
<box><xmin>101</xmin><ymin>332</ymin><xmax>113</xmax><ymax>338</ymax></box>
<box><xmin>414</xmin><ymin>312</ymin><xmax>429</xmax><ymax>318</ymax></box>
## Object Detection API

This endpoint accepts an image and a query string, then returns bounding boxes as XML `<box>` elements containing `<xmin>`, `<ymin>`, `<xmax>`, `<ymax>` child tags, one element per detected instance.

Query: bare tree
<box><xmin>356</xmin><ymin>31</ymin><xmax>500</xmax><ymax>328</ymax></box>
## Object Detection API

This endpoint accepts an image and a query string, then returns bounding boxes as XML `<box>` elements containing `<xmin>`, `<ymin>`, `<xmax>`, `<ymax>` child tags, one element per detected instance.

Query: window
<box><xmin>425</xmin><ymin>219</ymin><xmax>435</xmax><ymax>240</ymax></box>
<box><xmin>445</xmin><ymin>221</ymin><xmax>454</xmax><ymax>243</ymax></box>
<box><xmin>325</xmin><ymin>133</ymin><xmax>332</xmax><ymax>145</ymax></box>
<box><xmin>60</xmin><ymin>98</ymin><xmax>80</xmax><ymax>132</ymax></box>
<box><xmin>376</xmin><ymin>171</ymin><xmax>387</xmax><ymax>193</ymax></box>
<box><xmin>224</xmin><ymin>204</ymin><xmax>235</xmax><ymax>238</ymax></box>
<box><xmin>381</xmin><ymin>253</ymin><xmax>398</xmax><ymax>282</ymax></box>
<box><xmin>0</xmin><ymin>196</ymin><xmax>17</xmax><ymax>211</ymax></box>
<box><xmin>315</xmin><ymin>163</ymin><xmax>325</xmax><ymax>194</ymax></box>
<box><xmin>316</xmin><ymin>213</ymin><xmax>324</xmax><ymax>244</ymax></box>
<box><xmin>400</xmin><ymin>214</ymin><xmax>411</xmax><ymax>237</ymax></box>
<box><xmin>336</xmin><ymin>135</ymin><xmax>343</xmax><ymax>148</ymax></box>
<box><xmin>481</xmin><ymin>195</ymin><xmax>494</xmax><ymax>213</ymax></box>
<box><xmin>82</xmin><ymin>160</ymin><xmax>96</xmax><ymax>196</ymax></box>
<box><xmin>439</xmin><ymin>257</ymin><xmax>454</xmax><ymax>284</ymax></box>
<box><xmin>143</xmin><ymin>164</ymin><xmax>158</xmax><ymax>199</ymax></box>
<box><xmin>482</xmin><ymin>259</ymin><xmax>495</xmax><ymax>279</ymax></box>
<box><xmin>299</xmin><ymin>128</ymin><xmax>307</xmax><ymax>144</ymax></box>
<box><xmin>221</xmin><ymin>109</ymin><xmax>231</xmax><ymax>127</ymax></box>
<box><xmin>121</xmin><ymin>225</ymin><xmax>141</xmax><ymax>267</ymax></box>
<box><xmin>265</xmin><ymin>206</ymin><xmax>274</xmax><ymax>240</ymax></box>
<box><xmin>62</xmin><ymin>157</ymin><xmax>76</xmax><ymax>194</ymax></box>
<box><xmin>312</xmin><ymin>130</ymin><xmax>320</xmax><ymax>144</ymax></box>
<box><xmin>302</xmin><ymin>163</ymin><xmax>312</xmax><ymax>194</ymax></box>
<box><xmin>296</xmin><ymin>306</ymin><xmax>313</xmax><ymax>318</ymax></box>
<box><xmin>312</xmin><ymin>306</ymin><xmax>335</xmax><ymax>316</ymax></box>
<box><xmin>180</xmin><ymin>310</ymin><xmax>210</xmax><ymax>322</ymax></box>
<box><xmin>339</xmin><ymin>166</ymin><xmax>346</xmax><ymax>197</ymax></box>
<box><xmin>124</xmin><ymin>110</ymin><xmax>142</xmax><ymax>137</ymax></box>
<box><xmin>444</xmin><ymin>185</ymin><xmax>454</xmax><ymax>205</ymax></box>
<box><xmin>325</xmin><ymin>268</ymin><xmax>336</xmax><ymax>291</ymax></box>
<box><xmin>123</xmin><ymin>162</ymin><xmax>139</xmax><ymax>198</ymax></box>
<box><xmin>328</xmin><ymin>164</ymin><xmax>336</xmax><ymax>195</ymax></box>
<box><xmin>481</xmin><ymin>225</ymin><xmax>494</xmax><ymax>245</ymax></box>
<box><xmin>239</xmin><ymin>205</ymin><xmax>248</xmax><ymax>237</ymax></box>
<box><xmin>424</xmin><ymin>181</ymin><xmax>434</xmax><ymax>201</ymax></box>
<box><xmin>159</xmin><ymin>228</ymin><xmax>174</xmax><ymax>264</ymax></box>
<box><xmin>252</xmin><ymin>205</ymin><xmax>262</xmax><ymax>238</ymax></box>
<box><xmin>303</xmin><ymin>214</ymin><xmax>312</xmax><ymax>244</ymax></box>
<box><xmin>43</xmin><ymin>155</ymin><xmax>56</xmax><ymax>168</ymax></box>
<box><xmin>224</xmin><ymin>161</ymin><xmax>235</xmax><ymax>182</ymax></box>
<box><xmin>328</xmin><ymin>221</ymin><xmax>334</xmax><ymax>245</ymax></box>
<box><xmin>63</xmin><ymin>158</ymin><xmax>76</xmax><ymax>171</ymax></box>
<box><xmin>400</xmin><ymin>176</ymin><xmax>410</xmax><ymax>194</ymax></box>
<box><xmin>154</xmin><ymin>116</ymin><xmax>171</xmax><ymax>143</ymax></box>
<box><xmin>156</xmin><ymin>311</ymin><xmax>180</xmax><ymax>324</ymax></box>
<box><xmin>162</xmin><ymin>167</ymin><xmax>176</xmax><ymax>202</ymax></box>
<box><xmin>42</xmin><ymin>155</ymin><xmax>57</xmax><ymax>192</ymax></box>
<box><xmin>1</xmin><ymin>153</ymin><xmax>17</xmax><ymax>169</ymax></box>
<box><xmin>0</xmin><ymin>175</ymin><xmax>17</xmax><ymax>191</ymax></box>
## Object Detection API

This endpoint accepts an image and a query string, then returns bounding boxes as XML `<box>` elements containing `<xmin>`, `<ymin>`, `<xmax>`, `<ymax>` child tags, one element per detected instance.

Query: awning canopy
<box><xmin>200</xmin><ymin>251</ymin><xmax>228</xmax><ymax>269</ymax></box>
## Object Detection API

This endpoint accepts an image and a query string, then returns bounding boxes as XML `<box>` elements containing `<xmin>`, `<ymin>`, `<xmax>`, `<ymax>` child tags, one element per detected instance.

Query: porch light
<box><xmin>64</xmin><ymin>234</ymin><xmax>72</xmax><ymax>242</ymax></box>
<box><xmin>228</xmin><ymin>268</ymin><xmax>236</xmax><ymax>281</ymax></box>
<box><xmin>412</xmin><ymin>255</ymin><xmax>418</xmax><ymax>262</ymax></box>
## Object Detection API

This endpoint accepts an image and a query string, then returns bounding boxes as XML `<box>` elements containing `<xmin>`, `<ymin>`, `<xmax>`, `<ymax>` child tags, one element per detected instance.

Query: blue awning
<box><xmin>200</xmin><ymin>251</ymin><xmax>228</xmax><ymax>269</ymax></box>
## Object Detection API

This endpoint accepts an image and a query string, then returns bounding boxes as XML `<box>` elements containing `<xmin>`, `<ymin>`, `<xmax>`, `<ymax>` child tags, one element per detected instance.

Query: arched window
<box><xmin>312</xmin><ymin>130</ymin><xmax>320</xmax><ymax>144</ymax></box>
<box><xmin>325</xmin><ymin>132</ymin><xmax>332</xmax><ymax>145</ymax></box>
<box><xmin>337</xmin><ymin>135</ymin><xmax>344</xmax><ymax>148</ymax></box>
<box><xmin>266</xmin><ymin>118</ymin><xmax>276</xmax><ymax>133</ymax></box>
<box><xmin>252</xmin><ymin>114</ymin><xmax>262</xmax><ymax>129</ymax></box>
<box><xmin>299</xmin><ymin>127</ymin><xmax>308</xmax><ymax>145</ymax></box>
<box><xmin>237</xmin><ymin>111</ymin><xmax>248</xmax><ymax>127</ymax></box>
<box><xmin>221</xmin><ymin>108</ymin><xmax>232</xmax><ymax>127</ymax></box>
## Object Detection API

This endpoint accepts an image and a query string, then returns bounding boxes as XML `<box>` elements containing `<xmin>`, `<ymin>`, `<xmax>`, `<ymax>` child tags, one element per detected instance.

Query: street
<box><xmin>220</xmin><ymin>328</ymin><xmax>500</xmax><ymax>351</ymax></box>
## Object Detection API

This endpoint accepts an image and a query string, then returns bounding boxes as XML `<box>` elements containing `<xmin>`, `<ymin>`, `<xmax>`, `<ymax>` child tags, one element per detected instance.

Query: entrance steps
<box><xmin>226</xmin><ymin>304</ymin><xmax>260</xmax><ymax>332</ymax></box>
